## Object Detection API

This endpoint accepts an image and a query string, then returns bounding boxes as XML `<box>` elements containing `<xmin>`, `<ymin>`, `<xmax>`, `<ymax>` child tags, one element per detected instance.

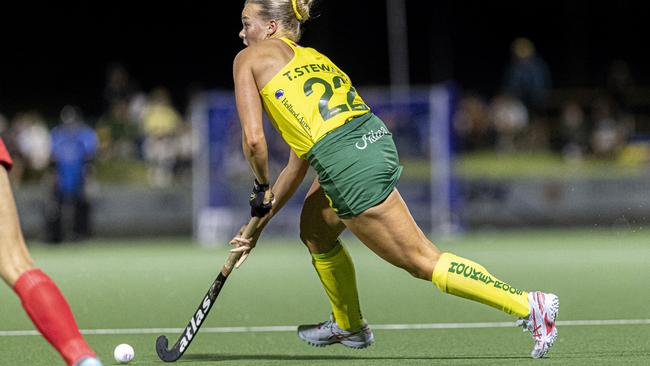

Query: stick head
<box><xmin>156</xmin><ymin>335</ymin><xmax>181</xmax><ymax>362</ymax></box>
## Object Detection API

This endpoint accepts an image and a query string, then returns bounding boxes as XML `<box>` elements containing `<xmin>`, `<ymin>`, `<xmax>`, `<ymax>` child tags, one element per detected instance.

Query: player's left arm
<box><xmin>230</xmin><ymin>147</ymin><xmax>309</xmax><ymax>268</ymax></box>
<box><xmin>268</xmin><ymin>149</ymin><xmax>309</xmax><ymax>219</ymax></box>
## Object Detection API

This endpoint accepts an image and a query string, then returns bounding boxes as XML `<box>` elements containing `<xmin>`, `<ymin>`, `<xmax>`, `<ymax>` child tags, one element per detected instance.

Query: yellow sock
<box><xmin>311</xmin><ymin>240</ymin><xmax>363</xmax><ymax>330</ymax></box>
<box><xmin>432</xmin><ymin>252</ymin><xmax>529</xmax><ymax>317</ymax></box>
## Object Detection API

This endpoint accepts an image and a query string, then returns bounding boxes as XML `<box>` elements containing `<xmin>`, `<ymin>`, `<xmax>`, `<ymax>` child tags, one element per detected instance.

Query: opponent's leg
<box><xmin>298</xmin><ymin>179</ymin><xmax>372</xmax><ymax>348</ymax></box>
<box><xmin>343</xmin><ymin>189</ymin><xmax>529</xmax><ymax>317</ymax></box>
<box><xmin>0</xmin><ymin>167</ymin><xmax>101</xmax><ymax>366</ymax></box>
<box><xmin>0</xmin><ymin>171</ymin><xmax>34</xmax><ymax>284</ymax></box>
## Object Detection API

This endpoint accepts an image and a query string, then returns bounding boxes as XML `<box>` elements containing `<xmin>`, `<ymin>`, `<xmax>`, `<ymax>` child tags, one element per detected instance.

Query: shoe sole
<box><xmin>548</xmin><ymin>294</ymin><xmax>560</xmax><ymax>323</ymax></box>
<box><xmin>297</xmin><ymin>332</ymin><xmax>374</xmax><ymax>349</ymax></box>
<box><xmin>532</xmin><ymin>293</ymin><xmax>560</xmax><ymax>359</ymax></box>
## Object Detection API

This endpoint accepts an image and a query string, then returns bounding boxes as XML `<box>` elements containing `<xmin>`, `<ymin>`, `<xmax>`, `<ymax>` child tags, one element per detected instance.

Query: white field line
<box><xmin>1</xmin><ymin>319</ymin><xmax>649</xmax><ymax>337</ymax></box>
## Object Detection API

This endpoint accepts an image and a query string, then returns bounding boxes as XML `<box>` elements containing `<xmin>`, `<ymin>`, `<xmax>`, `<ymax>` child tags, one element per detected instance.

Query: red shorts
<box><xmin>0</xmin><ymin>138</ymin><xmax>13</xmax><ymax>171</ymax></box>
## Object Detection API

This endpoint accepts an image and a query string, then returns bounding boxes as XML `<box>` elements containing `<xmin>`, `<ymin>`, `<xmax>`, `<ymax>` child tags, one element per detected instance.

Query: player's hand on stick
<box><xmin>249</xmin><ymin>179</ymin><xmax>274</xmax><ymax>217</ymax></box>
<box><xmin>229</xmin><ymin>225</ymin><xmax>258</xmax><ymax>268</ymax></box>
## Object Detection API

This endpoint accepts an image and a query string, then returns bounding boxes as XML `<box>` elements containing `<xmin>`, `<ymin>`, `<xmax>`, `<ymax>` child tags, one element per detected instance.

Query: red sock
<box><xmin>13</xmin><ymin>269</ymin><xmax>95</xmax><ymax>366</ymax></box>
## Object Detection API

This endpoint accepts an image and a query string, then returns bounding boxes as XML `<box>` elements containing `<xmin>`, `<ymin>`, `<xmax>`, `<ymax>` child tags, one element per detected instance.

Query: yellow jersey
<box><xmin>259</xmin><ymin>38</ymin><xmax>370</xmax><ymax>158</ymax></box>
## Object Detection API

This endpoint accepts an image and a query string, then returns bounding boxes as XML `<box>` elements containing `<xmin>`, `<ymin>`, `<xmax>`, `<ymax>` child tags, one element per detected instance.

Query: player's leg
<box><xmin>297</xmin><ymin>178</ymin><xmax>372</xmax><ymax>348</ymax></box>
<box><xmin>343</xmin><ymin>189</ymin><xmax>530</xmax><ymax>317</ymax></box>
<box><xmin>0</xmin><ymin>166</ymin><xmax>101</xmax><ymax>366</ymax></box>
<box><xmin>299</xmin><ymin>178</ymin><xmax>361</xmax><ymax>329</ymax></box>
<box><xmin>299</xmin><ymin>179</ymin><xmax>347</xmax><ymax>254</ymax></box>
<box><xmin>344</xmin><ymin>188</ymin><xmax>559</xmax><ymax>357</ymax></box>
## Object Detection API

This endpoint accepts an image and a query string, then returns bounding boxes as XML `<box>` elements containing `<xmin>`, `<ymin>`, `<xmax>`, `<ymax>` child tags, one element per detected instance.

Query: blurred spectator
<box><xmin>2</xmin><ymin>112</ymin><xmax>50</xmax><ymax>185</ymax></box>
<box><xmin>173</xmin><ymin>119</ymin><xmax>194</xmax><ymax>184</ymax></box>
<box><xmin>127</xmin><ymin>91</ymin><xmax>149</xmax><ymax>159</ymax></box>
<box><xmin>606</xmin><ymin>59</ymin><xmax>634</xmax><ymax>115</ymax></box>
<box><xmin>0</xmin><ymin>115</ymin><xmax>25</xmax><ymax>185</ymax></box>
<box><xmin>101</xmin><ymin>63</ymin><xmax>147</xmax><ymax>160</ymax></box>
<box><xmin>142</xmin><ymin>87</ymin><xmax>181</xmax><ymax>187</ymax></box>
<box><xmin>96</xmin><ymin>99</ymin><xmax>139</xmax><ymax>159</ymax></box>
<box><xmin>45</xmin><ymin>105</ymin><xmax>98</xmax><ymax>243</ymax></box>
<box><xmin>558</xmin><ymin>101</ymin><xmax>589</xmax><ymax>161</ymax></box>
<box><xmin>589</xmin><ymin>96</ymin><xmax>629</xmax><ymax>159</ymax></box>
<box><xmin>502</xmin><ymin>38</ymin><xmax>551</xmax><ymax>115</ymax></box>
<box><xmin>103</xmin><ymin>63</ymin><xmax>136</xmax><ymax>111</ymax></box>
<box><xmin>489</xmin><ymin>94</ymin><xmax>529</xmax><ymax>152</ymax></box>
<box><xmin>605</xmin><ymin>59</ymin><xmax>637</xmax><ymax>144</ymax></box>
<box><xmin>453</xmin><ymin>93</ymin><xmax>495</xmax><ymax>151</ymax></box>
<box><xmin>13</xmin><ymin>112</ymin><xmax>51</xmax><ymax>172</ymax></box>
<box><xmin>128</xmin><ymin>91</ymin><xmax>148</xmax><ymax>123</ymax></box>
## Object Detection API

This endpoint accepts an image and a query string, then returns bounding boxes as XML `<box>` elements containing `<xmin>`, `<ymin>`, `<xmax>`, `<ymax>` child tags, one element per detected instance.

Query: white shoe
<box><xmin>517</xmin><ymin>291</ymin><xmax>560</xmax><ymax>359</ymax></box>
<box><xmin>74</xmin><ymin>357</ymin><xmax>103</xmax><ymax>366</ymax></box>
<box><xmin>297</xmin><ymin>315</ymin><xmax>374</xmax><ymax>349</ymax></box>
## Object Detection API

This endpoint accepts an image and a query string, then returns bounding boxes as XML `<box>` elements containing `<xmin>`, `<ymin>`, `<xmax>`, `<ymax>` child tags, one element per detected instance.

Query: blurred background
<box><xmin>1</xmin><ymin>0</ymin><xmax>648</xmax><ymax>243</ymax></box>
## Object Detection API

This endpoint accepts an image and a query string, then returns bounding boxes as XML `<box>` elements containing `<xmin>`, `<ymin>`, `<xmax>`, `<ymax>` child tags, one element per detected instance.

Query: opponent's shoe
<box><xmin>297</xmin><ymin>315</ymin><xmax>374</xmax><ymax>349</ymax></box>
<box><xmin>516</xmin><ymin>291</ymin><xmax>560</xmax><ymax>359</ymax></box>
<box><xmin>74</xmin><ymin>357</ymin><xmax>104</xmax><ymax>366</ymax></box>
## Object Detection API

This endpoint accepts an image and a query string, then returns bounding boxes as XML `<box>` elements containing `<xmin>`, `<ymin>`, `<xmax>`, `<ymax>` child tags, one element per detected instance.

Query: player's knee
<box><xmin>298</xmin><ymin>229</ymin><xmax>320</xmax><ymax>250</ymax></box>
<box><xmin>299</xmin><ymin>226</ymin><xmax>338</xmax><ymax>254</ymax></box>
<box><xmin>299</xmin><ymin>219</ymin><xmax>321</xmax><ymax>244</ymax></box>
<box><xmin>298</xmin><ymin>222</ymin><xmax>314</xmax><ymax>246</ymax></box>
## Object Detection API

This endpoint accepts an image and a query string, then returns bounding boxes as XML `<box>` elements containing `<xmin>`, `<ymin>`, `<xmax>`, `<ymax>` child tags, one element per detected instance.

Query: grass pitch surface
<box><xmin>1</xmin><ymin>228</ymin><xmax>649</xmax><ymax>365</ymax></box>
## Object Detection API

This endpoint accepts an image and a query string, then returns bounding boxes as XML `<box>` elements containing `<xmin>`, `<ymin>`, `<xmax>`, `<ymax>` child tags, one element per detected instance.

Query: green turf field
<box><xmin>1</xmin><ymin>228</ymin><xmax>649</xmax><ymax>365</ymax></box>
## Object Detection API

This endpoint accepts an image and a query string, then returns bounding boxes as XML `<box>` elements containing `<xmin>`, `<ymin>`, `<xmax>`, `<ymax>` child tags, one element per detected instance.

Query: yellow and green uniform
<box><xmin>433</xmin><ymin>253</ymin><xmax>529</xmax><ymax>317</ymax></box>
<box><xmin>260</xmin><ymin>38</ymin><xmax>402</xmax><ymax>218</ymax></box>
<box><xmin>260</xmin><ymin>37</ymin><xmax>371</xmax><ymax>158</ymax></box>
<box><xmin>259</xmin><ymin>38</ymin><xmax>403</xmax><ymax>330</ymax></box>
<box><xmin>258</xmin><ymin>38</ymin><xmax>530</xmax><ymax>329</ymax></box>
<box><xmin>310</xmin><ymin>240</ymin><xmax>363</xmax><ymax>330</ymax></box>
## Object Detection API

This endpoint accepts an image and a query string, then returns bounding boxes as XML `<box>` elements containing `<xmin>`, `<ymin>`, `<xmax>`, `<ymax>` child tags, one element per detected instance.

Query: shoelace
<box><xmin>517</xmin><ymin>318</ymin><xmax>544</xmax><ymax>341</ymax></box>
<box><xmin>318</xmin><ymin>320</ymin><xmax>335</xmax><ymax>330</ymax></box>
<box><xmin>317</xmin><ymin>317</ymin><xmax>369</xmax><ymax>338</ymax></box>
<box><xmin>516</xmin><ymin>318</ymin><xmax>535</xmax><ymax>334</ymax></box>
<box><xmin>320</xmin><ymin>320</ymin><xmax>364</xmax><ymax>340</ymax></box>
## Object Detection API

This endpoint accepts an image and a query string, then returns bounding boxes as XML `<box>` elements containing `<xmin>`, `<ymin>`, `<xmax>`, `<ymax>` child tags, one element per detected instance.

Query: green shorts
<box><xmin>306</xmin><ymin>113</ymin><xmax>403</xmax><ymax>218</ymax></box>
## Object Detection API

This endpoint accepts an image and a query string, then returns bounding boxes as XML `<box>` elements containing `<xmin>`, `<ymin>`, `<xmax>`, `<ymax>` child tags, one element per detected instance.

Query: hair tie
<box><xmin>291</xmin><ymin>0</ymin><xmax>303</xmax><ymax>21</ymax></box>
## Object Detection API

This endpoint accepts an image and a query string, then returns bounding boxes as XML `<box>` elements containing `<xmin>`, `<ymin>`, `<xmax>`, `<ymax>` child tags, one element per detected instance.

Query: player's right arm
<box><xmin>231</xmin><ymin>43</ymin><xmax>309</xmax><ymax>267</ymax></box>
<box><xmin>234</xmin><ymin>47</ymin><xmax>270</xmax><ymax>186</ymax></box>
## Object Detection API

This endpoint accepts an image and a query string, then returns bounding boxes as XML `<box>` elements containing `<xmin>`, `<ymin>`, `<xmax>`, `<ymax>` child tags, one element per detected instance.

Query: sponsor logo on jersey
<box><xmin>275</xmin><ymin>89</ymin><xmax>284</xmax><ymax>99</ymax></box>
<box><xmin>280</xmin><ymin>97</ymin><xmax>311</xmax><ymax>133</ymax></box>
<box><xmin>355</xmin><ymin>127</ymin><xmax>389</xmax><ymax>150</ymax></box>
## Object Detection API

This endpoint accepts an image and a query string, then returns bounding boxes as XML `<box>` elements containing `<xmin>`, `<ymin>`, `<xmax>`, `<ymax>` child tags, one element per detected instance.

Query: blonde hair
<box><xmin>245</xmin><ymin>0</ymin><xmax>315</xmax><ymax>41</ymax></box>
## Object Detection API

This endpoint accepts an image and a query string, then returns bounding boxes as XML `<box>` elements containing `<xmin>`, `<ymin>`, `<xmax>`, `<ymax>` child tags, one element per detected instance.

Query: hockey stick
<box><xmin>156</xmin><ymin>216</ymin><xmax>260</xmax><ymax>362</ymax></box>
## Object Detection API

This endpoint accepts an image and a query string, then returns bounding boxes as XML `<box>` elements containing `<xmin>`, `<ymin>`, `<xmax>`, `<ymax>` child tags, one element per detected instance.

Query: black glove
<box><xmin>249</xmin><ymin>179</ymin><xmax>273</xmax><ymax>217</ymax></box>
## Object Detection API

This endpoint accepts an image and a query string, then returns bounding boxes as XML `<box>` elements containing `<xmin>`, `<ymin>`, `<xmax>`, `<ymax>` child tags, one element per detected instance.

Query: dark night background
<box><xmin>0</xmin><ymin>0</ymin><xmax>647</xmax><ymax>120</ymax></box>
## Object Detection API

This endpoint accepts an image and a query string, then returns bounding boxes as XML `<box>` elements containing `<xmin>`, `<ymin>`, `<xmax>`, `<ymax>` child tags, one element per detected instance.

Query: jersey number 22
<box><xmin>303</xmin><ymin>76</ymin><xmax>369</xmax><ymax>121</ymax></box>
